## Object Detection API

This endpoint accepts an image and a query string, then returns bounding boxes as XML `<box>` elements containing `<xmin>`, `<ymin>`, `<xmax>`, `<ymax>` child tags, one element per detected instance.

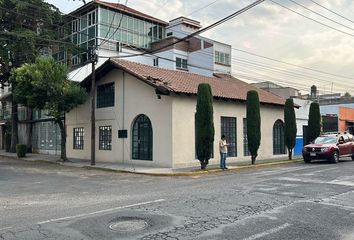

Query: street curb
<box><xmin>1</xmin><ymin>154</ymin><xmax>303</xmax><ymax>177</ymax></box>
<box><xmin>84</xmin><ymin>159</ymin><xmax>304</xmax><ymax>177</ymax></box>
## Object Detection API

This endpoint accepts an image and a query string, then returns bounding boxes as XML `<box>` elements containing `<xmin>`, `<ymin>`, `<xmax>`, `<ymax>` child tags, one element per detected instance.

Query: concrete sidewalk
<box><xmin>0</xmin><ymin>150</ymin><xmax>303</xmax><ymax>176</ymax></box>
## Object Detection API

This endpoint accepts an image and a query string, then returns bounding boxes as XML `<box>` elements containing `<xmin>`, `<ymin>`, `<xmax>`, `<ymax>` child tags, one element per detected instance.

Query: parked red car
<box><xmin>302</xmin><ymin>133</ymin><xmax>354</xmax><ymax>163</ymax></box>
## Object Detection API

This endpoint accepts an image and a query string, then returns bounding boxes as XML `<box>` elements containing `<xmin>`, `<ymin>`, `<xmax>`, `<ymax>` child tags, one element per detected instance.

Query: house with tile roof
<box><xmin>0</xmin><ymin>0</ymin><xmax>232</xmax><ymax>156</ymax></box>
<box><xmin>66</xmin><ymin>59</ymin><xmax>287</xmax><ymax>168</ymax></box>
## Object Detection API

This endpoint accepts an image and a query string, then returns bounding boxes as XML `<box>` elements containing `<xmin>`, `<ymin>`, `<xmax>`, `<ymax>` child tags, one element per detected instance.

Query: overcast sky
<box><xmin>46</xmin><ymin>0</ymin><xmax>354</xmax><ymax>95</ymax></box>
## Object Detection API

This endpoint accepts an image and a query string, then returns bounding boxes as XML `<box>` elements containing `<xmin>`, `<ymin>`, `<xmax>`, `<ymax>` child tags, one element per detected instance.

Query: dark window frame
<box><xmin>176</xmin><ymin>57</ymin><xmax>188</xmax><ymax>70</ymax></box>
<box><xmin>132</xmin><ymin>115</ymin><xmax>153</xmax><ymax>160</ymax></box>
<box><xmin>273</xmin><ymin>120</ymin><xmax>286</xmax><ymax>155</ymax></box>
<box><xmin>221</xmin><ymin>116</ymin><xmax>237</xmax><ymax>157</ymax></box>
<box><xmin>243</xmin><ymin>118</ymin><xmax>251</xmax><ymax>156</ymax></box>
<box><xmin>99</xmin><ymin>126</ymin><xmax>112</xmax><ymax>150</ymax></box>
<box><xmin>97</xmin><ymin>82</ymin><xmax>115</xmax><ymax>108</ymax></box>
<box><xmin>73</xmin><ymin>127</ymin><xmax>84</xmax><ymax>150</ymax></box>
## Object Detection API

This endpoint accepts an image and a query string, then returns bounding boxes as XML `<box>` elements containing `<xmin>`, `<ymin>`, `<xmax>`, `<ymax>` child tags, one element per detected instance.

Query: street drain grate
<box><xmin>109</xmin><ymin>217</ymin><xmax>149</xmax><ymax>232</ymax></box>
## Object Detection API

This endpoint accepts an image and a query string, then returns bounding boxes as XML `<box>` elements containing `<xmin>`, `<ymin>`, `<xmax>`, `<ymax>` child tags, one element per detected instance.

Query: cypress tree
<box><xmin>284</xmin><ymin>98</ymin><xmax>297</xmax><ymax>160</ymax></box>
<box><xmin>308</xmin><ymin>102</ymin><xmax>321</xmax><ymax>143</ymax></box>
<box><xmin>195</xmin><ymin>83</ymin><xmax>214</xmax><ymax>170</ymax></box>
<box><xmin>246</xmin><ymin>90</ymin><xmax>261</xmax><ymax>164</ymax></box>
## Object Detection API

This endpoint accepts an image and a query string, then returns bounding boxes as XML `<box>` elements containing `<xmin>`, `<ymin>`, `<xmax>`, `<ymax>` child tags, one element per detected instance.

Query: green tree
<box><xmin>308</xmin><ymin>102</ymin><xmax>321</xmax><ymax>143</ymax></box>
<box><xmin>284</xmin><ymin>98</ymin><xmax>297</xmax><ymax>160</ymax></box>
<box><xmin>11</xmin><ymin>57</ymin><xmax>87</xmax><ymax>161</ymax></box>
<box><xmin>1</xmin><ymin>0</ymin><xmax>65</xmax><ymax>152</ymax></box>
<box><xmin>0</xmin><ymin>0</ymin><xmax>82</xmax><ymax>152</ymax></box>
<box><xmin>246</xmin><ymin>90</ymin><xmax>261</xmax><ymax>164</ymax></box>
<box><xmin>195</xmin><ymin>83</ymin><xmax>214</xmax><ymax>170</ymax></box>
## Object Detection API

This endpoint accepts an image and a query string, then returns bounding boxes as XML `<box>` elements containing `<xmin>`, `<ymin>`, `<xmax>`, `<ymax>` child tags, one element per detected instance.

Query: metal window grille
<box><xmin>273</xmin><ymin>120</ymin><xmax>286</xmax><ymax>155</ymax></box>
<box><xmin>176</xmin><ymin>57</ymin><xmax>188</xmax><ymax>70</ymax></box>
<box><xmin>97</xmin><ymin>82</ymin><xmax>115</xmax><ymax>108</ymax></box>
<box><xmin>221</xmin><ymin>117</ymin><xmax>237</xmax><ymax>157</ymax></box>
<box><xmin>73</xmin><ymin>127</ymin><xmax>84</xmax><ymax>150</ymax></box>
<box><xmin>243</xmin><ymin>118</ymin><xmax>251</xmax><ymax>156</ymax></box>
<box><xmin>132</xmin><ymin>115</ymin><xmax>153</xmax><ymax>160</ymax></box>
<box><xmin>99</xmin><ymin>126</ymin><xmax>112</xmax><ymax>150</ymax></box>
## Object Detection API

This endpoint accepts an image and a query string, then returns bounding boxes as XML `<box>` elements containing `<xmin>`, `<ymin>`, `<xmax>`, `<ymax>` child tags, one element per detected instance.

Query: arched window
<box><xmin>132</xmin><ymin>114</ymin><xmax>153</xmax><ymax>160</ymax></box>
<box><xmin>273</xmin><ymin>120</ymin><xmax>286</xmax><ymax>155</ymax></box>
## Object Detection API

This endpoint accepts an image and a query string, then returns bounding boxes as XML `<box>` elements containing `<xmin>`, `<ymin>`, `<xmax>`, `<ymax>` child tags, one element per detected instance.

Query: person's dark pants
<box><xmin>220</xmin><ymin>152</ymin><xmax>227</xmax><ymax>169</ymax></box>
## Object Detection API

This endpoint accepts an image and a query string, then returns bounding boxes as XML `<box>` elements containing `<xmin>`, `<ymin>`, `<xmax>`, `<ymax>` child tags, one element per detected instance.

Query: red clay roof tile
<box><xmin>108</xmin><ymin>59</ymin><xmax>286</xmax><ymax>106</ymax></box>
<box><xmin>95</xmin><ymin>0</ymin><xmax>168</xmax><ymax>25</ymax></box>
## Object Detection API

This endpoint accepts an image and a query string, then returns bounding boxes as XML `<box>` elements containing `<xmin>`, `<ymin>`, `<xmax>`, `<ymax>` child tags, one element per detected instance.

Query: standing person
<box><xmin>219</xmin><ymin>135</ymin><xmax>229</xmax><ymax>170</ymax></box>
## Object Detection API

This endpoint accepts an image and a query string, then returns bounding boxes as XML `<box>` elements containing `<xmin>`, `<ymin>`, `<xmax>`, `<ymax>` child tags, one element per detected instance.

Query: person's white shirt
<box><xmin>219</xmin><ymin>139</ymin><xmax>228</xmax><ymax>153</ymax></box>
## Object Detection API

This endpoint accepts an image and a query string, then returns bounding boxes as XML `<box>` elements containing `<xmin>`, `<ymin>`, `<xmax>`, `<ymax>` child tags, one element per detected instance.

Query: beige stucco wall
<box><xmin>66</xmin><ymin>69</ymin><xmax>173</xmax><ymax>167</ymax></box>
<box><xmin>66</xmin><ymin>68</ymin><xmax>286</xmax><ymax>168</ymax></box>
<box><xmin>171</xmin><ymin>95</ymin><xmax>287</xmax><ymax>168</ymax></box>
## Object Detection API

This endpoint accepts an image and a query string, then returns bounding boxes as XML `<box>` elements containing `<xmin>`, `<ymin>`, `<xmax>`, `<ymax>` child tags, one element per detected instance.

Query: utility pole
<box><xmin>90</xmin><ymin>46</ymin><xmax>97</xmax><ymax>166</ymax></box>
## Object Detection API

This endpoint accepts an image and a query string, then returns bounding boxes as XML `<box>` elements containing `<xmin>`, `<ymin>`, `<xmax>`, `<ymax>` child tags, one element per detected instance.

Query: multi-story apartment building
<box><xmin>68</xmin><ymin>0</ymin><xmax>232</xmax><ymax>82</ymax></box>
<box><xmin>1</xmin><ymin>0</ymin><xmax>233</xmax><ymax>155</ymax></box>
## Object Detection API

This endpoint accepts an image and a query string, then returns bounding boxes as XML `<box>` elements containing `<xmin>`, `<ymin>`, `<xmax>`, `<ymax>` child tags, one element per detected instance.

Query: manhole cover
<box><xmin>109</xmin><ymin>218</ymin><xmax>149</xmax><ymax>232</ymax></box>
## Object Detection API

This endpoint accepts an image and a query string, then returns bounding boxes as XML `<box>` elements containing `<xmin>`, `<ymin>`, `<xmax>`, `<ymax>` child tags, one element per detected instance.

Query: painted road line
<box><xmin>318</xmin><ymin>202</ymin><xmax>354</xmax><ymax>210</ymax></box>
<box><xmin>279</xmin><ymin>177</ymin><xmax>354</xmax><ymax>187</ymax></box>
<box><xmin>278</xmin><ymin>177</ymin><xmax>325</xmax><ymax>184</ymax></box>
<box><xmin>0</xmin><ymin>227</ymin><xmax>12</xmax><ymax>231</ymax></box>
<box><xmin>328</xmin><ymin>180</ymin><xmax>354</xmax><ymax>187</ymax></box>
<box><xmin>37</xmin><ymin>199</ymin><xmax>165</xmax><ymax>225</ymax></box>
<box><xmin>242</xmin><ymin>223</ymin><xmax>291</xmax><ymax>240</ymax></box>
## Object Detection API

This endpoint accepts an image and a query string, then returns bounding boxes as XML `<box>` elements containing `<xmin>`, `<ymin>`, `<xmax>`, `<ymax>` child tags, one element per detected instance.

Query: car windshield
<box><xmin>314</xmin><ymin>136</ymin><xmax>337</xmax><ymax>144</ymax></box>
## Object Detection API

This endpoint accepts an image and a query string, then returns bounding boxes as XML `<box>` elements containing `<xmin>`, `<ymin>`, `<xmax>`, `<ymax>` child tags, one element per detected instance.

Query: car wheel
<box><xmin>351</xmin><ymin>154</ymin><xmax>354</xmax><ymax>161</ymax></box>
<box><xmin>330</xmin><ymin>151</ymin><xmax>339</xmax><ymax>163</ymax></box>
<box><xmin>304</xmin><ymin>157</ymin><xmax>311</xmax><ymax>163</ymax></box>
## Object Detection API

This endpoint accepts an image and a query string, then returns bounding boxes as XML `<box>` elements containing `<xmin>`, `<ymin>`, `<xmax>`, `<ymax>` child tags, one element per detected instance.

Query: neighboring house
<box><xmin>1</xmin><ymin>0</ymin><xmax>233</xmax><ymax>155</ymax></box>
<box><xmin>252</xmin><ymin>81</ymin><xmax>311</xmax><ymax>156</ymax></box>
<box><xmin>66</xmin><ymin>59</ymin><xmax>287</xmax><ymax>168</ymax></box>
<box><xmin>305</xmin><ymin>85</ymin><xmax>354</xmax><ymax>135</ymax></box>
<box><xmin>321</xmin><ymin>105</ymin><xmax>354</xmax><ymax>134</ymax></box>
<box><xmin>67</xmin><ymin>0</ymin><xmax>232</xmax><ymax>81</ymax></box>
<box><xmin>252</xmin><ymin>81</ymin><xmax>300</xmax><ymax>100</ymax></box>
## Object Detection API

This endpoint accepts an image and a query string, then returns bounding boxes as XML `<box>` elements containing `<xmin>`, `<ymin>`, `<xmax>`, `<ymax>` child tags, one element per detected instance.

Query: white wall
<box><xmin>213</xmin><ymin>41</ymin><xmax>232</xmax><ymax>74</ymax></box>
<box><xmin>294</xmin><ymin>98</ymin><xmax>312</xmax><ymax>135</ymax></box>
<box><xmin>189</xmin><ymin>45</ymin><xmax>214</xmax><ymax>77</ymax></box>
<box><xmin>66</xmin><ymin>69</ymin><xmax>174</xmax><ymax>167</ymax></box>
<box><xmin>171</xmin><ymin>95</ymin><xmax>286</xmax><ymax>168</ymax></box>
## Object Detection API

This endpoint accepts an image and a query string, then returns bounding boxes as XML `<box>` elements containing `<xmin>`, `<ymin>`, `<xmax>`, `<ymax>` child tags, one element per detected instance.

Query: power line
<box><xmin>231</xmin><ymin>58</ymin><xmax>354</xmax><ymax>89</ymax></box>
<box><xmin>99</xmin><ymin>0</ymin><xmax>121</xmax><ymax>46</ymax></box>
<box><xmin>105</xmin><ymin>0</ymin><xmax>266</xmax><ymax>59</ymax></box>
<box><xmin>186</xmin><ymin>0</ymin><xmax>222</xmax><ymax>17</ymax></box>
<box><xmin>269</xmin><ymin>0</ymin><xmax>354</xmax><ymax>38</ymax></box>
<box><xmin>308</xmin><ymin>0</ymin><xmax>354</xmax><ymax>24</ymax></box>
<box><xmin>154</xmin><ymin>27</ymin><xmax>354</xmax><ymax>84</ymax></box>
<box><xmin>0</xmin><ymin>31</ymin><xmax>75</xmax><ymax>46</ymax></box>
<box><xmin>232</xmin><ymin>47</ymin><xmax>354</xmax><ymax>81</ymax></box>
<box><xmin>98</xmin><ymin>0</ymin><xmax>129</xmax><ymax>48</ymax></box>
<box><xmin>233</xmin><ymin>62</ymin><xmax>354</xmax><ymax>92</ymax></box>
<box><xmin>287</xmin><ymin>0</ymin><xmax>354</xmax><ymax>31</ymax></box>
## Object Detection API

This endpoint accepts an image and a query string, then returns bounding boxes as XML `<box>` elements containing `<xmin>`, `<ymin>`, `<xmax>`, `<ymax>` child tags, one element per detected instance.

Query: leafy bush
<box><xmin>16</xmin><ymin>144</ymin><xmax>27</xmax><ymax>158</ymax></box>
<box><xmin>195</xmin><ymin>83</ymin><xmax>214</xmax><ymax>170</ymax></box>
<box><xmin>246</xmin><ymin>90</ymin><xmax>261</xmax><ymax>164</ymax></box>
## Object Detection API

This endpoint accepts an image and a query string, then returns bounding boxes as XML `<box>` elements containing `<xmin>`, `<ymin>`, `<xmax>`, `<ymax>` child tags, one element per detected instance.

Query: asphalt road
<box><xmin>1</xmin><ymin>157</ymin><xmax>354</xmax><ymax>240</ymax></box>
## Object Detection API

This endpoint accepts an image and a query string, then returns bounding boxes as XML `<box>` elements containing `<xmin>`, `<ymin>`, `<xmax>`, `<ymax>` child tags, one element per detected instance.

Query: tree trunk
<box><xmin>26</xmin><ymin>107</ymin><xmax>33</xmax><ymax>153</ymax></box>
<box><xmin>200</xmin><ymin>159</ymin><xmax>209</xmax><ymax>170</ymax></box>
<box><xmin>288</xmin><ymin>149</ymin><xmax>293</xmax><ymax>160</ymax></box>
<box><xmin>10</xmin><ymin>102</ymin><xmax>18</xmax><ymax>153</ymax></box>
<box><xmin>57</xmin><ymin>119</ymin><xmax>67</xmax><ymax>162</ymax></box>
<box><xmin>251</xmin><ymin>154</ymin><xmax>257</xmax><ymax>165</ymax></box>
